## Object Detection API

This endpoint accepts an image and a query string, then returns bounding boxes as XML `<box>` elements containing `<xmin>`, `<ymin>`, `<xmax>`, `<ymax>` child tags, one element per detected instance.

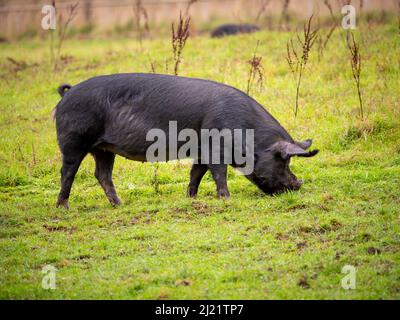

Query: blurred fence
<box><xmin>0</xmin><ymin>0</ymin><xmax>397</xmax><ymax>38</ymax></box>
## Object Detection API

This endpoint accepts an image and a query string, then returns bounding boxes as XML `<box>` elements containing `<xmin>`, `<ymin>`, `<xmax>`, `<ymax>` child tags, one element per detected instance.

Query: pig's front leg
<box><xmin>209</xmin><ymin>164</ymin><xmax>230</xmax><ymax>199</ymax></box>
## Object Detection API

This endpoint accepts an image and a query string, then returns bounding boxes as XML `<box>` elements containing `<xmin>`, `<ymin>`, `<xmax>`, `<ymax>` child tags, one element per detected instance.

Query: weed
<box><xmin>255</xmin><ymin>0</ymin><xmax>271</xmax><ymax>23</ymax></box>
<box><xmin>346</xmin><ymin>32</ymin><xmax>364</xmax><ymax>119</ymax></box>
<box><xmin>151</xmin><ymin>163</ymin><xmax>160</xmax><ymax>194</ymax></box>
<box><xmin>318</xmin><ymin>0</ymin><xmax>338</xmax><ymax>60</ymax></box>
<box><xmin>133</xmin><ymin>0</ymin><xmax>150</xmax><ymax>46</ymax></box>
<box><xmin>185</xmin><ymin>0</ymin><xmax>198</xmax><ymax>17</ymax></box>
<box><xmin>246</xmin><ymin>40</ymin><xmax>264</xmax><ymax>95</ymax></box>
<box><xmin>279</xmin><ymin>0</ymin><xmax>291</xmax><ymax>31</ymax></box>
<box><xmin>286</xmin><ymin>15</ymin><xmax>318</xmax><ymax>117</ymax></box>
<box><xmin>171</xmin><ymin>12</ymin><xmax>191</xmax><ymax>76</ymax></box>
<box><xmin>51</xmin><ymin>1</ymin><xmax>79</xmax><ymax>71</ymax></box>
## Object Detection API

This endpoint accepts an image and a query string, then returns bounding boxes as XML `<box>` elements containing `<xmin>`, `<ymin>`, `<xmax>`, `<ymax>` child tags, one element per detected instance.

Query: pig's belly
<box><xmin>95</xmin><ymin>142</ymin><xmax>148</xmax><ymax>162</ymax></box>
<box><xmin>96</xmin><ymin>115</ymin><xmax>201</xmax><ymax>162</ymax></box>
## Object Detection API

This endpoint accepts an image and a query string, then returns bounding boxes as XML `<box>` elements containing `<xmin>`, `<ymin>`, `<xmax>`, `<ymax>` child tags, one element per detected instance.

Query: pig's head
<box><xmin>247</xmin><ymin>139</ymin><xmax>318</xmax><ymax>195</ymax></box>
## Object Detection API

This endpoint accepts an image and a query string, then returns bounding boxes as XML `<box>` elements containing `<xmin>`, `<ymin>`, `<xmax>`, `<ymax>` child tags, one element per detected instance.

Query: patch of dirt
<box><xmin>329</xmin><ymin>219</ymin><xmax>343</xmax><ymax>231</ymax></box>
<box><xmin>192</xmin><ymin>201</ymin><xmax>225</xmax><ymax>215</ymax></box>
<box><xmin>318</xmin><ymin>204</ymin><xmax>329</xmax><ymax>211</ymax></box>
<box><xmin>192</xmin><ymin>201</ymin><xmax>210</xmax><ymax>215</ymax></box>
<box><xmin>375</xmin><ymin>260</ymin><xmax>394</xmax><ymax>275</ymax></box>
<box><xmin>297</xmin><ymin>219</ymin><xmax>342</xmax><ymax>235</ymax></box>
<box><xmin>43</xmin><ymin>224</ymin><xmax>76</xmax><ymax>234</ymax></box>
<box><xmin>298</xmin><ymin>225</ymin><xmax>321</xmax><ymax>234</ymax></box>
<box><xmin>382</xmin><ymin>244</ymin><xmax>400</xmax><ymax>253</ymax></box>
<box><xmin>175</xmin><ymin>279</ymin><xmax>192</xmax><ymax>287</ymax></box>
<box><xmin>73</xmin><ymin>254</ymin><xmax>91</xmax><ymax>261</ymax></box>
<box><xmin>361</xmin><ymin>233</ymin><xmax>373</xmax><ymax>241</ymax></box>
<box><xmin>367</xmin><ymin>247</ymin><xmax>381</xmax><ymax>255</ymax></box>
<box><xmin>57</xmin><ymin>54</ymin><xmax>75</xmax><ymax>68</ymax></box>
<box><xmin>158</xmin><ymin>291</ymin><xmax>169</xmax><ymax>299</ymax></box>
<box><xmin>298</xmin><ymin>276</ymin><xmax>310</xmax><ymax>289</ymax></box>
<box><xmin>288</xmin><ymin>204</ymin><xmax>307</xmax><ymax>211</ymax></box>
<box><xmin>56</xmin><ymin>259</ymin><xmax>71</xmax><ymax>268</ymax></box>
<box><xmin>5</xmin><ymin>57</ymin><xmax>38</xmax><ymax>73</ymax></box>
<box><xmin>130</xmin><ymin>210</ymin><xmax>157</xmax><ymax>225</ymax></box>
<box><xmin>296</xmin><ymin>241</ymin><xmax>308</xmax><ymax>250</ymax></box>
<box><xmin>321</xmin><ymin>193</ymin><xmax>334</xmax><ymax>202</ymax></box>
<box><xmin>275</xmin><ymin>232</ymin><xmax>289</xmax><ymax>241</ymax></box>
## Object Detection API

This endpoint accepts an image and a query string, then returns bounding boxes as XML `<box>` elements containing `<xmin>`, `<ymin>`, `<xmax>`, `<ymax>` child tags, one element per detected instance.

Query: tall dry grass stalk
<box><xmin>51</xmin><ymin>1</ymin><xmax>79</xmax><ymax>71</ymax></box>
<box><xmin>255</xmin><ymin>0</ymin><xmax>271</xmax><ymax>23</ymax></box>
<box><xmin>346</xmin><ymin>32</ymin><xmax>364</xmax><ymax>119</ymax></box>
<box><xmin>279</xmin><ymin>0</ymin><xmax>291</xmax><ymax>31</ymax></box>
<box><xmin>133</xmin><ymin>0</ymin><xmax>149</xmax><ymax>46</ymax></box>
<box><xmin>246</xmin><ymin>40</ymin><xmax>264</xmax><ymax>95</ymax></box>
<box><xmin>185</xmin><ymin>0</ymin><xmax>198</xmax><ymax>17</ymax></box>
<box><xmin>318</xmin><ymin>0</ymin><xmax>338</xmax><ymax>60</ymax></box>
<box><xmin>398</xmin><ymin>0</ymin><xmax>400</xmax><ymax>36</ymax></box>
<box><xmin>286</xmin><ymin>15</ymin><xmax>318</xmax><ymax>117</ymax></box>
<box><xmin>151</xmin><ymin>162</ymin><xmax>160</xmax><ymax>194</ymax></box>
<box><xmin>171</xmin><ymin>12</ymin><xmax>191</xmax><ymax>76</ymax></box>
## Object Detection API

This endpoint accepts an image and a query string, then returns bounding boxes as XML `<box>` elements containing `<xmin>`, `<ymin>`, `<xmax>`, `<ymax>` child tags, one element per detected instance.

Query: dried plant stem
<box><xmin>347</xmin><ymin>32</ymin><xmax>364</xmax><ymax>119</ymax></box>
<box><xmin>246</xmin><ymin>40</ymin><xmax>264</xmax><ymax>95</ymax></box>
<box><xmin>150</xmin><ymin>61</ymin><xmax>157</xmax><ymax>73</ymax></box>
<box><xmin>279</xmin><ymin>0</ymin><xmax>290</xmax><ymax>31</ymax></box>
<box><xmin>294</xmin><ymin>65</ymin><xmax>303</xmax><ymax>117</ymax></box>
<box><xmin>255</xmin><ymin>0</ymin><xmax>271</xmax><ymax>22</ymax></box>
<box><xmin>171</xmin><ymin>12</ymin><xmax>191</xmax><ymax>76</ymax></box>
<box><xmin>50</xmin><ymin>29</ymin><xmax>55</xmax><ymax>66</ymax></box>
<box><xmin>185</xmin><ymin>0</ymin><xmax>198</xmax><ymax>17</ymax></box>
<box><xmin>318</xmin><ymin>23</ymin><xmax>337</xmax><ymax>60</ymax></box>
<box><xmin>286</xmin><ymin>15</ymin><xmax>318</xmax><ymax>117</ymax></box>
<box><xmin>151</xmin><ymin>162</ymin><xmax>160</xmax><ymax>194</ymax></box>
<box><xmin>53</xmin><ymin>1</ymin><xmax>79</xmax><ymax>71</ymax></box>
<box><xmin>133</xmin><ymin>0</ymin><xmax>149</xmax><ymax>46</ymax></box>
<box><xmin>398</xmin><ymin>0</ymin><xmax>400</xmax><ymax>36</ymax></box>
<box><xmin>324</xmin><ymin>0</ymin><xmax>334</xmax><ymax>19</ymax></box>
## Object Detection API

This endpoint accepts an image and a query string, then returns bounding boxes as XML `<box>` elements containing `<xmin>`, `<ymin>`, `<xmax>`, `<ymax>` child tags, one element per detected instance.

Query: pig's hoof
<box><xmin>217</xmin><ymin>190</ymin><xmax>230</xmax><ymax>200</ymax></box>
<box><xmin>56</xmin><ymin>199</ymin><xmax>69</xmax><ymax>209</ymax></box>
<box><xmin>187</xmin><ymin>187</ymin><xmax>198</xmax><ymax>198</ymax></box>
<box><xmin>110</xmin><ymin>198</ymin><xmax>122</xmax><ymax>206</ymax></box>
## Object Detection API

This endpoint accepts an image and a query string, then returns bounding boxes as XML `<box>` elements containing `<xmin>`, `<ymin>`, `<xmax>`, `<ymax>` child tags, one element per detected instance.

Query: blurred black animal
<box><xmin>54</xmin><ymin>73</ymin><xmax>318</xmax><ymax>209</ymax></box>
<box><xmin>211</xmin><ymin>24</ymin><xmax>260</xmax><ymax>38</ymax></box>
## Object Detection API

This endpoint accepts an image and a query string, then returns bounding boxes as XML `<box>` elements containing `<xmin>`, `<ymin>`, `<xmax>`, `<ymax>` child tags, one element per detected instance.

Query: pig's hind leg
<box><xmin>91</xmin><ymin>149</ymin><xmax>121</xmax><ymax>206</ymax></box>
<box><xmin>56</xmin><ymin>150</ymin><xmax>87</xmax><ymax>209</ymax></box>
<box><xmin>187</xmin><ymin>163</ymin><xmax>230</xmax><ymax>199</ymax></box>
<box><xmin>209</xmin><ymin>164</ymin><xmax>230</xmax><ymax>199</ymax></box>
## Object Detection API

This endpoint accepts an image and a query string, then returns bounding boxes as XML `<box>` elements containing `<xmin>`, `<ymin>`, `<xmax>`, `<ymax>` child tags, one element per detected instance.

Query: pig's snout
<box><xmin>292</xmin><ymin>179</ymin><xmax>303</xmax><ymax>190</ymax></box>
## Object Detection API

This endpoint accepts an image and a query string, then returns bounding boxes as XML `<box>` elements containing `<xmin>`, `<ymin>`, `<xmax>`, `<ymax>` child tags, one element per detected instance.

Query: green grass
<box><xmin>0</xmin><ymin>22</ymin><xmax>399</xmax><ymax>299</ymax></box>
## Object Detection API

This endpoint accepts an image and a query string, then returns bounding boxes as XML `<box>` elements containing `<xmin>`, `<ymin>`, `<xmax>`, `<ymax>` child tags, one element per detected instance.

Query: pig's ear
<box><xmin>296</xmin><ymin>139</ymin><xmax>313</xmax><ymax>150</ymax></box>
<box><xmin>273</xmin><ymin>141</ymin><xmax>319</xmax><ymax>160</ymax></box>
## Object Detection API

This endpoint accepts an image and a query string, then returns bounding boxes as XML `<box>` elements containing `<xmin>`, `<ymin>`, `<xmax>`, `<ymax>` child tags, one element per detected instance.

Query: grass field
<box><xmin>0</xmin><ymin>20</ymin><xmax>399</xmax><ymax>299</ymax></box>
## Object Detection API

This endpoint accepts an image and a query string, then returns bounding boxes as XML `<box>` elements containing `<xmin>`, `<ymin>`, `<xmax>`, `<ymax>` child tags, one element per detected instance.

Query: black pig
<box><xmin>54</xmin><ymin>73</ymin><xmax>318</xmax><ymax>209</ymax></box>
<box><xmin>211</xmin><ymin>24</ymin><xmax>260</xmax><ymax>38</ymax></box>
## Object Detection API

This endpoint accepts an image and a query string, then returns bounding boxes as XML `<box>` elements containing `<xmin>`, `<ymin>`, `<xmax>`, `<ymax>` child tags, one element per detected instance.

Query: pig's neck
<box><xmin>252</xmin><ymin>102</ymin><xmax>295</xmax><ymax>149</ymax></box>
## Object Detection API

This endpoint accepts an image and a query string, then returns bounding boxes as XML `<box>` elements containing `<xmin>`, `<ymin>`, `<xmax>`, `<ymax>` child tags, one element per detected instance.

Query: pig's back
<box><xmin>56</xmin><ymin>73</ymin><xmax>291</xmax><ymax>156</ymax></box>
